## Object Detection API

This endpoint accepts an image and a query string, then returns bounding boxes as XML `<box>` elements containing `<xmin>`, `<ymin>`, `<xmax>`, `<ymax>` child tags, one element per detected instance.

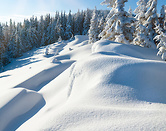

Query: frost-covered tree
<box><xmin>14</xmin><ymin>23</ymin><xmax>24</xmax><ymax>57</ymax></box>
<box><xmin>55</xmin><ymin>17</ymin><xmax>64</xmax><ymax>41</ymax></box>
<box><xmin>99</xmin><ymin>0</ymin><xmax>135</xmax><ymax>44</ymax></box>
<box><xmin>88</xmin><ymin>7</ymin><xmax>99</xmax><ymax>44</ymax></box>
<box><xmin>128</xmin><ymin>6</ymin><xmax>132</xmax><ymax>17</ymax></box>
<box><xmin>58</xmin><ymin>36</ymin><xmax>63</xmax><ymax>42</ymax></box>
<box><xmin>82</xmin><ymin>8</ymin><xmax>91</xmax><ymax>35</ymax></box>
<box><xmin>159</xmin><ymin>5</ymin><xmax>166</xmax><ymax>31</ymax></box>
<box><xmin>144</xmin><ymin>0</ymin><xmax>159</xmax><ymax>45</ymax></box>
<box><xmin>134</xmin><ymin>0</ymin><xmax>148</xmax><ymax>19</ymax></box>
<box><xmin>133</xmin><ymin>0</ymin><xmax>155</xmax><ymax>48</ymax></box>
<box><xmin>133</xmin><ymin>24</ymin><xmax>154</xmax><ymax>48</ymax></box>
<box><xmin>66</xmin><ymin>10</ymin><xmax>73</xmax><ymax>39</ymax></box>
<box><xmin>0</xmin><ymin>24</ymin><xmax>5</xmax><ymax>69</ymax></box>
<box><xmin>154</xmin><ymin>25</ymin><xmax>166</xmax><ymax>60</ymax></box>
<box><xmin>98</xmin><ymin>16</ymin><xmax>105</xmax><ymax>37</ymax></box>
<box><xmin>74</xmin><ymin>10</ymin><xmax>84</xmax><ymax>35</ymax></box>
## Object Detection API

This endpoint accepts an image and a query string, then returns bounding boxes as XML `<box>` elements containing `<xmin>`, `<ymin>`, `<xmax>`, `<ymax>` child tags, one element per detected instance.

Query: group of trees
<box><xmin>0</xmin><ymin>9</ymin><xmax>109</xmax><ymax>71</ymax></box>
<box><xmin>0</xmin><ymin>0</ymin><xmax>166</xmax><ymax>71</ymax></box>
<box><xmin>89</xmin><ymin>0</ymin><xmax>166</xmax><ymax>60</ymax></box>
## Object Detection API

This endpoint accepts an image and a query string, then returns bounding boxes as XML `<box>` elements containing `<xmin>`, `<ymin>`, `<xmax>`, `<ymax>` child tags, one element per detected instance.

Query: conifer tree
<box><xmin>144</xmin><ymin>0</ymin><xmax>159</xmax><ymax>45</ymax></box>
<box><xmin>99</xmin><ymin>0</ymin><xmax>135</xmax><ymax>44</ymax></box>
<box><xmin>159</xmin><ymin>5</ymin><xmax>166</xmax><ymax>31</ymax></box>
<box><xmin>98</xmin><ymin>17</ymin><xmax>105</xmax><ymax>37</ymax></box>
<box><xmin>66</xmin><ymin>10</ymin><xmax>73</xmax><ymax>39</ymax></box>
<box><xmin>88</xmin><ymin>7</ymin><xmax>99</xmax><ymax>44</ymax></box>
<box><xmin>83</xmin><ymin>8</ymin><xmax>91</xmax><ymax>35</ymax></box>
<box><xmin>128</xmin><ymin>6</ymin><xmax>133</xmax><ymax>17</ymax></box>
<box><xmin>154</xmin><ymin>25</ymin><xmax>166</xmax><ymax>60</ymax></box>
<box><xmin>133</xmin><ymin>0</ymin><xmax>155</xmax><ymax>48</ymax></box>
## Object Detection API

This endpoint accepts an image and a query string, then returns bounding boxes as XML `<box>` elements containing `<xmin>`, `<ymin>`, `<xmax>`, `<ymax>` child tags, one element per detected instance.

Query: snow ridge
<box><xmin>0</xmin><ymin>35</ymin><xmax>166</xmax><ymax>130</ymax></box>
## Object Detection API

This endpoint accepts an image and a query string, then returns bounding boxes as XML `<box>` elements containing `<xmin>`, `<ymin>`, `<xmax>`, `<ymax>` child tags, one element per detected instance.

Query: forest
<box><xmin>0</xmin><ymin>0</ymin><xmax>166</xmax><ymax>71</ymax></box>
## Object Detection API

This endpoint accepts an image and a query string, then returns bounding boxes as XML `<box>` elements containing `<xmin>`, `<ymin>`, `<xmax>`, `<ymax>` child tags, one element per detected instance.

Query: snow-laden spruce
<box><xmin>99</xmin><ymin>0</ymin><xmax>135</xmax><ymax>44</ymax></box>
<box><xmin>83</xmin><ymin>8</ymin><xmax>91</xmax><ymax>35</ymax></box>
<box><xmin>133</xmin><ymin>0</ymin><xmax>155</xmax><ymax>48</ymax></box>
<box><xmin>159</xmin><ymin>5</ymin><xmax>166</xmax><ymax>30</ymax></box>
<box><xmin>128</xmin><ymin>6</ymin><xmax>132</xmax><ymax>17</ymax></box>
<box><xmin>154</xmin><ymin>25</ymin><xmax>166</xmax><ymax>60</ymax></box>
<box><xmin>98</xmin><ymin>16</ymin><xmax>105</xmax><ymax>37</ymax></box>
<box><xmin>65</xmin><ymin>10</ymin><xmax>73</xmax><ymax>40</ymax></box>
<box><xmin>88</xmin><ymin>7</ymin><xmax>99</xmax><ymax>44</ymax></box>
<box><xmin>144</xmin><ymin>0</ymin><xmax>159</xmax><ymax>44</ymax></box>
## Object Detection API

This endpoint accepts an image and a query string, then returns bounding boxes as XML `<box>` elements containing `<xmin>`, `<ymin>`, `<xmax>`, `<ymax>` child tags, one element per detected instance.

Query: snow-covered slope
<box><xmin>0</xmin><ymin>35</ymin><xmax>166</xmax><ymax>131</ymax></box>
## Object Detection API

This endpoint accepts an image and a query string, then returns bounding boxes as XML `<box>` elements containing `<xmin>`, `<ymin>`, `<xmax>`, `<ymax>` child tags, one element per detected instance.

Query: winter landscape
<box><xmin>0</xmin><ymin>0</ymin><xmax>166</xmax><ymax>130</ymax></box>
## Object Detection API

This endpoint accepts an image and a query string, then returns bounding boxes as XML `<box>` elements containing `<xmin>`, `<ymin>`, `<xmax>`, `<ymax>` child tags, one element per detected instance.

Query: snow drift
<box><xmin>0</xmin><ymin>35</ymin><xmax>166</xmax><ymax>130</ymax></box>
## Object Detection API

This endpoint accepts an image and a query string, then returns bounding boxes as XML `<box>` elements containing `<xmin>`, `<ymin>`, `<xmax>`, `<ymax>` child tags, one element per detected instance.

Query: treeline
<box><xmin>89</xmin><ymin>0</ymin><xmax>166</xmax><ymax>60</ymax></box>
<box><xmin>0</xmin><ymin>9</ymin><xmax>109</xmax><ymax>70</ymax></box>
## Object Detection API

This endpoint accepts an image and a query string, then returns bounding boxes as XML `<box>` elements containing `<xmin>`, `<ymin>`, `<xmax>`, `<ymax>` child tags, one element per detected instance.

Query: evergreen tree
<box><xmin>83</xmin><ymin>8</ymin><xmax>91</xmax><ymax>35</ymax></box>
<box><xmin>133</xmin><ymin>24</ymin><xmax>154</xmax><ymax>47</ymax></box>
<box><xmin>134</xmin><ymin>0</ymin><xmax>148</xmax><ymax>17</ymax></box>
<box><xmin>55</xmin><ymin>16</ymin><xmax>64</xmax><ymax>40</ymax></box>
<box><xmin>159</xmin><ymin>5</ymin><xmax>166</xmax><ymax>31</ymax></box>
<box><xmin>98</xmin><ymin>17</ymin><xmax>105</xmax><ymax>37</ymax></box>
<box><xmin>128</xmin><ymin>6</ymin><xmax>133</xmax><ymax>17</ymax></box>
<box><xmin>65</xmin><ymin>10</ymin><xmax>73</xmax><ymax>39</ymax></box>
<box><xmin>74</xmin><ymin>10</ymin><xmax>84</xmax><ymax>35</ymax></box>
<box><xmin>38</xmin><ymin>15</ymin><xmax>45</xmax><ymax>46</ymax></box>
<box><xmin>133</xmin><ymin>0</ymin><xmax>155</xmax><ymax>48</ymax></box>
<box><xmin>88</xmin><ymin>7</ymin><xmax>99</xmax><ymax>44</ymax></box>
<box><xmin>0</xmin><ymin>24</ymin><xmax>5</xmax><ymax>69</ymax></box>
<box><xmin>144</xmin><ymin>0</ymin><xmax>159</xmax><ymax>45</ymax></box>
<box><xmin>154</xmin><ymin>25</ymin><xmax>166</xmax><ymax>60</ymax></box>
<box><xmin>99</xmin><ymin>0</ymin><xmax>135</xmax><ymax>44</ymax></box>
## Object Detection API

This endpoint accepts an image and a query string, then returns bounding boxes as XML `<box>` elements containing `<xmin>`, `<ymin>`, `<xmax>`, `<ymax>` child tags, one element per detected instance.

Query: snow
<box><xmin>0</xmin><ymin>35</ymin><xmax>166</xmax><ymax>131</ymax></box>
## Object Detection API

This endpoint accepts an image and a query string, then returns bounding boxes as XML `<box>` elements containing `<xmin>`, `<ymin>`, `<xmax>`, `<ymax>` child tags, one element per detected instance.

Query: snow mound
<box><xmin>0</xmin><ymin>88</ymin><xmax>45</xmax><ymax>131</ymax></box>
<box><xmin>62</xmin><ymin>35</ymin><xmax>89</xmax><ymax>51</ymax></box>
<box><xmin>1</xmin><ymin>38</ymin><xmax>166</xmax><ymax>131</ymax></box>
<box><xmin>69</xmin><ymin>43</ymin><xmax>166</xmax><ymax>104</ymax></box>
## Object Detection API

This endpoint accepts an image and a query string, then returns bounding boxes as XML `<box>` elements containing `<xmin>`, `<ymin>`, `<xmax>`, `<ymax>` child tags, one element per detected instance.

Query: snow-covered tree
<box><xmin>74</xmin><ymin>10</ymin><xmax>84</xmax><ymax>35</ymax></box>
<box><xmin>154</xmin><ymin>25</ymin><xmax>166</xmax><ymax>60</ymax></box>
<box><xmin>55</xmin><ymin>17</ymin><xmax>64</xmax><ymax>41</ymax></box>
<box><xmin>133</xmin><ymin>0</ymin><xmax>155</xmax><ymax>48</ymax></box>
<box><xmin>98</xmin><ymin>16</ymin><xmax>105</xmax><ymax>37</ymax></box>
<box><xmin>133</xmin><ymin>24</ymin><xmax>154</xmax><ymax>48</ymax></box>
<box><xmin>144</xmin><ymin>0</ymin><xmax>159</xmax><ymax>45</ymax></box>
<box><xmin>0</xmin><ymin>24</ymin><xmax>5</xmax><ymax>69</ymax></box>
<box><xmin>99</xmin><ymin>0</ymin><xmax>135</xmax><ymax>44</ymax></box>
<box><xmin>159</xmin><ymin>5</ymin><xmax>166</xmax><ymax>31</ymax></box>
<box><xmin>128</xmin><ymin>6</ymin><xmax>132</xmax><ymax>17</ymax></box>
<box><xmin>58</xmin><ymin>36</ymin><xmax>62</xmax><ymax>42</ymax></box>
<box><xmin>45</xmin><ymin>46</ymin><xmax>49</xmax><ymax>55</ymax></box>
<box><xmin>65</xmin><ymin>10</ymin><xmax>73</xmax><ymax>39</ymax></box>
<box><xmin>88</xmin><ymin>7</ymin><xmax>99</xmax><ymax>44</ymax></box>
<box><xmin>82</xmin><ymin>8</ymin><xmax>91</xmax><ymax>35</ymax></box>
<box><xmin>134</xmin><ymin>0</ymin><xmax>148</xmax><ymax>18</ymax></box>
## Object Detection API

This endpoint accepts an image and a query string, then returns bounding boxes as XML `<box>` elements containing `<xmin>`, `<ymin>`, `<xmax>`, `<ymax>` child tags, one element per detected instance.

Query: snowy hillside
<box><xmin>0</xmin><ymin>35</ymin><xmax>166</xmax><ymax>131</ymax></box>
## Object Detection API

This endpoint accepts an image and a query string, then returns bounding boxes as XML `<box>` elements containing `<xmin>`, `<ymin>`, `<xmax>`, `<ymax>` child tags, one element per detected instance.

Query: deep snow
<box><xmin>0</xmin><ymin>35</ymin><xmax>166</xmax><ymax>131</ymax></box>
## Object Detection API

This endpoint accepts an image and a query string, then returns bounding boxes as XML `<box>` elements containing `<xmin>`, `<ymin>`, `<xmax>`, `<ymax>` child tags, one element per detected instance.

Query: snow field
<box><xmin>0</xmin><ymin>35</ymin><xmax>166</xmax><ymax>130</ymax></box>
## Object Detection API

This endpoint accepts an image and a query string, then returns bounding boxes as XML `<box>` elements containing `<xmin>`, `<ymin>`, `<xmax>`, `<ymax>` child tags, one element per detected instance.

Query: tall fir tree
<box><xmin>159</xmin><ymin>5</ymin><xmax>166</xmax><ymax>31</ymax></box>
<box><xmin>99</xmin><ymin>0</ymin><xmax>135</xmax><ymax>44</ymax></box>
<box><xmin>144</xmin><ymin>0</ymin><xmax>159</xmax><ymax>46</ymax></box>
<box><xmin>66</xmin><ymin>10</ymin><xmax>73</xmax><ymax>39</ymax></box>
<box><xmin>83</xmin><ymin>8</ymin><xmax>91</xmax><ymax>35</ymax></box>
<box><xmin>133</xmin><ymin>0</ymin><xmax>155</xmax><ymax>48</ymax></box>
<box><xmin>154</xmin><ymin>24</ymin><xmax>166</xmax><ymax>60</ymax></box>
<box><xmin>89</xmin><ymin>7</ymin><xmax>99</xmax><ymax>44</ymax></box>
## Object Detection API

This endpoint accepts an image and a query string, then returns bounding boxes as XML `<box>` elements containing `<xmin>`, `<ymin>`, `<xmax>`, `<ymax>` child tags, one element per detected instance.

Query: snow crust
<box><xmin>0</xmin><ymin>35</ymin><xmax>166</xmax><ymax>130</ymax></box>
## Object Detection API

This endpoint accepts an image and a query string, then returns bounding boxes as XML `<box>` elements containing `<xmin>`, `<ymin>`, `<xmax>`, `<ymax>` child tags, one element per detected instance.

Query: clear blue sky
<box><xmin>0</xmin><ymin>0</ymin><xmax>164</xmax><ymax>23</ymax></box>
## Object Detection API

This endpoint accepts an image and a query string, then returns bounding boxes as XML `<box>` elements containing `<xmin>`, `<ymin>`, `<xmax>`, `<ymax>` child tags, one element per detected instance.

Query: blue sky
<box><xmin>0</xmin><ymin>0</ymin><xmax>164</xmax><ymax>23</ymax></box>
